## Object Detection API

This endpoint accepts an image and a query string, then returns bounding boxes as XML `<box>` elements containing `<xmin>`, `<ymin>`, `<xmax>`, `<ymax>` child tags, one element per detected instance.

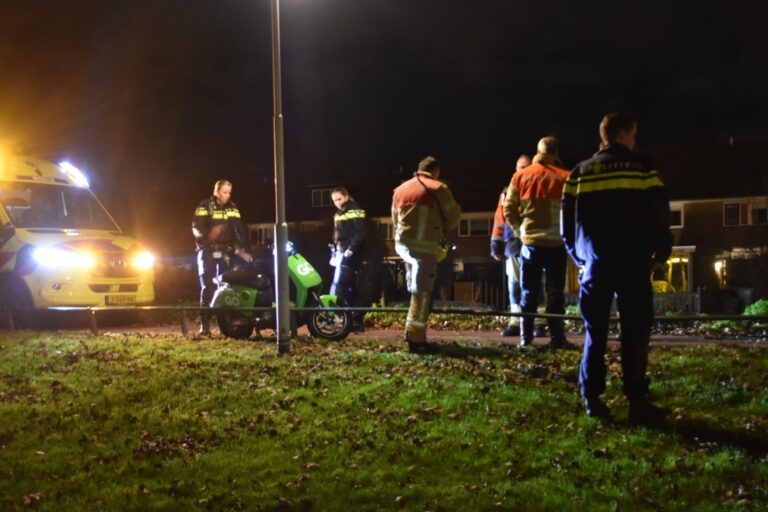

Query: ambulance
<box><xmin>0</xmin><ymin>154</ymin><xmax>155</xmax><ymax>319</ymax></box>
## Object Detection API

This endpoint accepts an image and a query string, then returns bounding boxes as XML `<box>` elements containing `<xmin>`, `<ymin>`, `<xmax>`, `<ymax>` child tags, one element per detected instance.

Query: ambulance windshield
<box><xmin>0</xmin><ymin>182</ymin><xmax>119</xmax><ymax>231</ymax></box>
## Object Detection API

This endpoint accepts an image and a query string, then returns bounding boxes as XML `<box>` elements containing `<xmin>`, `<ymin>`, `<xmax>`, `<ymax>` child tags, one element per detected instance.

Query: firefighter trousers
<box><xmin>396</xmin><ymin>242</ymin><xmax>437</xmax><ymax>344</ymax></box>
<box><xmin>578</xmin><ymin>256</ymin><xmax>653</xmax><ymax>401</ymax></box>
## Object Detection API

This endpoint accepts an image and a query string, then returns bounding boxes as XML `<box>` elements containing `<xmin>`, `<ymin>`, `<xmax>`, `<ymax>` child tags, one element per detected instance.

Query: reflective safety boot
<box><xmin>405</xmin><ymin>291</ymin><xmax>432</xmax><ymax>353</ymax></box>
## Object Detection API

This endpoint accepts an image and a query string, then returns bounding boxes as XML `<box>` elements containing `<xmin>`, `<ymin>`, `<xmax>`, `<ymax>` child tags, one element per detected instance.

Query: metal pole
<box><xmin>271</xmin><ymin>0</ymin><xmax>291</xmax><ymax>354</ymax></box>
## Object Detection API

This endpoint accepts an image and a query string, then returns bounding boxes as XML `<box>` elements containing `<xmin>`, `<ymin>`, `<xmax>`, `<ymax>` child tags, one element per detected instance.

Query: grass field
<box><xmin>0</xmin><ymin>332</ymin><xmax>766</xmax><ymax>511</ymax></box>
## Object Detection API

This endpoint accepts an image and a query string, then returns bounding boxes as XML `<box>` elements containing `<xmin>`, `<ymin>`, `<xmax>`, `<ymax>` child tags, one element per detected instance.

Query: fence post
<box><xmin>179</xmin><ymin>309</ymin><xmax>190</xmax><ymax>338</ymax></box>
<box><xmin>88</xmin><ymin>309</ymin><xmax>98</xmax><ymax>335</ymax></box>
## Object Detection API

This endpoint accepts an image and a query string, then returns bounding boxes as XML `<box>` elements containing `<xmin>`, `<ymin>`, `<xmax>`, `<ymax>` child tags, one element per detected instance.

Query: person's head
<box><xmin>599</xmin><ymin>113</ymin><xmax>637</xmax><ymax>150</ymax></box>
<box><xmin>213</xmin><ymin>179</ymin><xmax>232</xmax><ymax>205</ymax></box>
<box><xmin>515</xmin><ymin>154</ymin><xmax>531</xmax><ymax>172</ymax></box>
<box><xmin>417</xmin><ymin>155</ymin><xmax>440</xmax><ymax>178</ymax></box>
<box><xmin>331</xmin><ymin>187</ymin><xmax>351</xmax><ymax>210</ymax></box>
<box><xmin>536</xmin><ymin>136</ymin><xmax>559</xmax><ymax>156</ymax></box>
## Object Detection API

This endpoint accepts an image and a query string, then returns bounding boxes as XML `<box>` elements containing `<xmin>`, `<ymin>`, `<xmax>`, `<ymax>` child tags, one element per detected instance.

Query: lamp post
<box><xmin>270</xmin><ymin>0</ymin><xmax>291</xmax><ymax>354</ymax></box>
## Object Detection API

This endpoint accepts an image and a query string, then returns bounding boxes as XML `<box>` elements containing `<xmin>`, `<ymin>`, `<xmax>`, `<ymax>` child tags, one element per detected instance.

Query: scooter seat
<box><xmin>217</xmin><ymin>269</ymin><xmax>272</xmax><ymax>290</ymax></box>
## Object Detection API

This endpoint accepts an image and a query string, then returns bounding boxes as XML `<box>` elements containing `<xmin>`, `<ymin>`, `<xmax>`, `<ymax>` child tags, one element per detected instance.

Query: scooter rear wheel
<box><xmin>307</xmin><ymin>308</ymin><xmax>352</xmax><ymax>341</ymax></box>
<box><xmin>217</xmin><ymin>312</ymin><xmax>254</xmax><ymax>340</ymax></box>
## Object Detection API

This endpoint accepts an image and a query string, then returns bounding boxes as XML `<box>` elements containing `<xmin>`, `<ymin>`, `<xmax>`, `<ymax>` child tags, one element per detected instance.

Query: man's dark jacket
<box><xmin>561</xmin><ymin>143</ymin><xmax>672</xmax><ymax>267</ymax></box>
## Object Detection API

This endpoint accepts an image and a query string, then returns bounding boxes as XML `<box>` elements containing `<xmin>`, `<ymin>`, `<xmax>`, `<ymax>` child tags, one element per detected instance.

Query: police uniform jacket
<box><xmin>391</xmin><ymin>171</ymin><xmax>461</xmax><ymax>256</ymax></box>
<box><xmin>334</xmin><ymin>199</ymin><xmax>366</xmax><ymax>255</ymax></box>
<box><xmin>561</xmin><ymin>143</ymin><xmax>673</xmax><ymax>266</ymax></box>
<box><xmin>192</xmin><ymin>197</ymin><xmax>248</xmax><ymax>251</ymax></box>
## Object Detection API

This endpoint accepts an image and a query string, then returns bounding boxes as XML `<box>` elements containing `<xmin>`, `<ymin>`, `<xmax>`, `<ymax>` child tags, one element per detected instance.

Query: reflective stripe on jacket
<box><xmin>561</xmin><ymin>143</ymin><xmax>672</xmax><ymax>266</ymax></box>
<box><xmin>333</xmin><ymin>199</ymin><xmax>366</xmax><ymax>253</ymax></box>
<box><xmin>491</xmin><ymin>190</ymin><xmax>522</xmax><ymax>259</ymax></box>
<box><xmin>491</xmin><ymin>191</ymin><xmax>506</xmax><ymax>243</ymax></box>
<box><xmin>391</xmin><ymin>171</ymin><xmax>461</xmax><ymax>256</ymax></box>
<box><xmin>192</xmin><ymin>197</ymin><xmax>248</xmax><ymax>250</ymax></box>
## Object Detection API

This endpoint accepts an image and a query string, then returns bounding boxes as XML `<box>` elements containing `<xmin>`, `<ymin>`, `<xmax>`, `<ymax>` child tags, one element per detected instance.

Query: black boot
<box><xmin>351</xmin><ymin>312</ymin><xmax>366</xmax><ymax>333</ymax></box>
<box><xmin>584</xmin><ymin>397</ymin><xmax>611</xmax><ymax>420</ymax></box>
<box><xmin>629</xmin><ymin>399</ymin><xmax>671</xmax><ymax>427</ymax></box>
<box><xmin>407</xmin><ymin>341</ymin><xmax>439</xmax><ymax>355</ymax></box>
<box><xmin>547</xmin><ymin>320</ymin><xmax>577</xmax><ymax>350</ymax></box>
<box><xmin>198</xmin><ymin>313</ymin><xmax>212</xmax><ymax>337</ymax></box>
<box><xmin>519</xmin><ymin>317</ymin><xmax>534</xmax><ymax>349</ymax></box>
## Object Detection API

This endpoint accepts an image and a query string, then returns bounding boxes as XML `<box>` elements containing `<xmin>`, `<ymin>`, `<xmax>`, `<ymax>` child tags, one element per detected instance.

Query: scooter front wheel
<box><xmin>307</xmin><ymin>307</ymin><xmax>352</xmax><ymax>341</ymax></box>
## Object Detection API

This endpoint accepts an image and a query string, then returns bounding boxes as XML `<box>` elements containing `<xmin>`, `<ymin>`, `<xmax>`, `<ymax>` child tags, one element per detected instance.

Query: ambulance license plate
<box><xmin>106</xmin><ymin>295</ymin><xmax>136</xmax><ymax>305</ymax></box>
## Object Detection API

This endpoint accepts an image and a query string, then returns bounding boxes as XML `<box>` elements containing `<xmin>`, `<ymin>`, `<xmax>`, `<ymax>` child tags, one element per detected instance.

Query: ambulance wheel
<box><xmin>308</xmin><ymin>308</ymin><xmax>353</xmax><ymax>341</ymax></box>
<box><xmin>0</xmin><ymin>278</ymin><xmax>35</xmax><ymax>329</ymax></box>
<box><xmin>217</xmin><ymin>313</ymin><xmax>254</xmax><ymax>340</ymax></box>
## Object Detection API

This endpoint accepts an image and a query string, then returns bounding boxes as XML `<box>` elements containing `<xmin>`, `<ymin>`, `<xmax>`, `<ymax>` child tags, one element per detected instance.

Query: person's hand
<box><xmin>491</xmin><ymin>254</ymin><xmax>503</xmax><ymax>262</ymax></box>
<box><xmin>236</xmin><ymin>249</ymin><xmax>253</xmax><ymax>263</ymax></box>
<box><xmin>344</xmin><ymin>249</ymin><xmax>353</xmax><ymax>258</ymax></box>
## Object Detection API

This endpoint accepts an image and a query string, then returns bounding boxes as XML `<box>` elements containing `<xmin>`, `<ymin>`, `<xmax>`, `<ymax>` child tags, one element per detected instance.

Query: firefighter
<box><xmin>491</xmin><ymin>154</ymin><xmax>530</xmax><ymax>336</ymax></box>
<box><xmin>562</xmin><ymin>113</ymin><xmax>673</xmax><ymax>425</ymax></box>
<box><xmin>504</xmin><ymin>137</ymin><xmax>574</xmax><ymax>350</ymax></box>
<box><xmin>192</xmin><ymin>179</ymin><xmax>253</xmax><ymax>336</ymax></box>
<box><xmin>330</xmin><ymin>187</ymin><xmax>366</xmax><ymax>331</ymax></box>
<box><xmin>392</xmin><ymin>156</ymin><xmax>461</xmax><ymax>354</ymax></box>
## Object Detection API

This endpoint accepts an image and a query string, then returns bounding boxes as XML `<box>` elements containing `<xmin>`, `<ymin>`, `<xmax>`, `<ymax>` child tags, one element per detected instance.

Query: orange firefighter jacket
<box><xmin>392</xmin><ymin>171</ymin><xmax>461</xmax><ymax>255</ymax></box>
<box><xmin>503</xmin><ymin>154</ymin><xmax>570</xmax><ymax>247</ymax></box>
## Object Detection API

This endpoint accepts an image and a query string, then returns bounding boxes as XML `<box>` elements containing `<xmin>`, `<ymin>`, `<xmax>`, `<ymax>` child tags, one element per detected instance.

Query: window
<box><xmin>251</xmin><ymin>226</ymin><xmax>273</xmax><ymax>246</ymax></box>
<box><xmin>670</xmin><ymin>208</ymin><xmax>683</xmax><ymax>228</ymax></box>
<box><xmin>0</xmin><ymin>181</ymin><xmax>117</xmax><ymax>230</ymax></box>
<box><xmin>723</xmin><ymin>203</ymin><xmax>748</xmax><ymax>226</ymax></box>
<box><xmin>458</xmin><ymin>218</ymin><xmax>491</xmax><ymax>237</ymax></box>
<box><xmin>311</xmin><ymin>188</ymin><xmax>333</xmax><ymax>208</ymax></box>
<box><xmin>753</xmin><ymin>207</ymin><xmax>768</xmax><ymax>225</ymax></box>
<box><xmin>376</xmin><ymin>221</ymin><xmax>393</xmax><ymax>240</ymax></box>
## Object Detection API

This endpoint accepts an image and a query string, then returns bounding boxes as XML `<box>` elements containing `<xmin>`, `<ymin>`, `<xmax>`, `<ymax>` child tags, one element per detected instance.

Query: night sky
<box><xmin>1</xmin><ymin>0</ymin><xmax>766</xmax><ymax>253</ymax></box>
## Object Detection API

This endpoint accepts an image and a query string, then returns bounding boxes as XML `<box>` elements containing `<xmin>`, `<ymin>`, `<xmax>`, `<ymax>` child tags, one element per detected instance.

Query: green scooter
<box><xmin>210</xmin><ymin>241</ymin><xmax>352</xmax><ymax>340</ymax></box>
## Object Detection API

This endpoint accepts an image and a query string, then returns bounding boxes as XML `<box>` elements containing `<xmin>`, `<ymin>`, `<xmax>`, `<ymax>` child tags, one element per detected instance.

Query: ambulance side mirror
<box><xmin>0</xmin><ymin>223</ymin><xmax>15</xmax><ymax>249</ymax></box>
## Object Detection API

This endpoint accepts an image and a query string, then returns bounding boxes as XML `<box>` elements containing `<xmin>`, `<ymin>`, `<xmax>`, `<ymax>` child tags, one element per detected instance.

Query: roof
<box><xmin>0</xmin><ymin>154</ymin><xmax>83</xmax><ymax>187</ymax></box>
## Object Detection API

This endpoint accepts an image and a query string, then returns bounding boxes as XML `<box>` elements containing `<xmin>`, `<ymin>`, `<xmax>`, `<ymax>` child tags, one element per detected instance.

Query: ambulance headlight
<box><xmin>33</xmin><ymin>247</ymin><xmax>96</xmax><ymax>269</ymax></box>
<box><xmin>132</xmin><ymin>251</ymin><xmax>155</xmax><ymax>269</ymax></box>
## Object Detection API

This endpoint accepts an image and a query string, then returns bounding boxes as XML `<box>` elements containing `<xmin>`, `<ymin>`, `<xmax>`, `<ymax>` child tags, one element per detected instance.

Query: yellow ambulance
<box><xmin>0</xmin><ymin>154</ymin><xmax>155</xmax><ymax>317</ymax></box>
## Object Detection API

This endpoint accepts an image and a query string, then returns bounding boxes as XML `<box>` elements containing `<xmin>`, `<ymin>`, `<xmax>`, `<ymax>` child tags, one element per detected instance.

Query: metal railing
<box><xmin>1</xmin><ymin>305</ymin><xmax>766</xmax><ymax>338</ymax></box>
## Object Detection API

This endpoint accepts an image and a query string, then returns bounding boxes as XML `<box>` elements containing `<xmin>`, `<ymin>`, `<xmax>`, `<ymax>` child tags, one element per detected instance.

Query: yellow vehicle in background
<box><xmin>0</xmin><ymin>154</ymin><xmax>154</xmax><ymax>325</ymax></box>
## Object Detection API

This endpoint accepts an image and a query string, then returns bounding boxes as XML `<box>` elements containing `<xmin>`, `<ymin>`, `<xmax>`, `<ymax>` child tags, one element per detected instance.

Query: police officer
<box><xmin>392</xmin><ymin>156</ymin><xmax>461</xmax><ymax>354</ymax></box>
<box><xmin>192</xmin><ymin>179</ymin><xmax>252</xmax><ymax>336</ymax></box>
<box><xmin>330</xmin><ymin>187</ymin><xmax>366</xmax><ymax>331</ymax></box>
<box><xmin>562</xmin><ymin>113</ymin><xmax>673</xmax><ymax>425</ymax></box>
